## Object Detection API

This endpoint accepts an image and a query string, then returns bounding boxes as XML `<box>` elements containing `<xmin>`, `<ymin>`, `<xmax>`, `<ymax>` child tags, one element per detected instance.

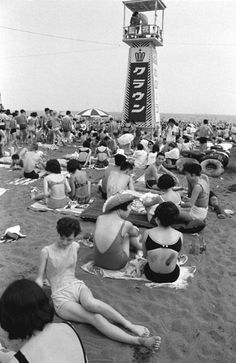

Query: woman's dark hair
<box><xmin>12</xmin><ymin>153</ymin><xmax>19</xmax><ymax>160</ymax></box>
<box><xmin>137</xmin><ymin>143</ymin><xmax>144</xmax><ymax>150</ymax></box>
<box><xmin>57</xmin><ymin>217</ymin><xmax>81</xmax><ymax>237</ymax></box>
<box><xmin>157</xmin><ymin>174</ymin><xmax>176</xmax><ymax>190</ymax></box>
<box><xmin>154</xmin><ymin>201</ymin><xmax>179</xmax><ymax>227</ymax></box>
<box><xmin>45</xmin><ymin>159</ymin><xmax>61</xmax><ymax>174</ymax></box>
<box><xmin>67</xmin><ymin>159</ymin><xmax>81</xmax><ymax>173</ymax></box>
<box><xmin>182</xmin><ymin>162</ymin><xmax>202</xmax><ymax>176</ymax></box>
<box><xmin>99</xmin><ymin>140</ymin><xmax>107</xmax><ymax>147</ymax></box>
<box><xmin>114</xmin><ymin>154</ymin><xmax>126</xmax><ymax>166</ymax></box>
<box><xmin>0</xmin><ymin>279</ymin><xmax>54</xmax><ymax>340</ymax></box>
<box><xmin>120</xmin><ymin>161</ymin><xmax>133</xmax><ymax>171</ymax></box>
<box><xmin>83</xmin><ymin>140</ymin><xmax>90</xmax><ymax>148</ymax></box>
<box><xmin>152</xmin><ymin>143</ymin><xmax>159</xmax><ymax>153</ymax></box>
<box><xmin>30</xmin><ymin>112</ymin><xmax>38</xmax><ymax>117</ymax></box>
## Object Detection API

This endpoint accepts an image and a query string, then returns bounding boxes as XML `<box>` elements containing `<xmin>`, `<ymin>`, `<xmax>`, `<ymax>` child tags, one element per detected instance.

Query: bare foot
<box><xmin>138</xmin><ymin>336</ymin><xmax>161</xmax><ymax>351</ymax></box>
<box><xmin>129</xmin><ymin>324</ymin><xmax>150</xmax><ymax>337</ymax></box>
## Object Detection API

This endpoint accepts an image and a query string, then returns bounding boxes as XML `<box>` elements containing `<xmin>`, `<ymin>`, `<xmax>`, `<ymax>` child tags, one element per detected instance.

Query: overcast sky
<box><xmin>0</xmin><ymin>0</ymin><xmax>236</xmax><ymax>114</ymax></box>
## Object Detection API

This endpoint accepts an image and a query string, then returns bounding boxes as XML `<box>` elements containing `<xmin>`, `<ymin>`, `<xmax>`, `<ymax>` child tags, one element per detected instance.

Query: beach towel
<box><xmin>80</xmin><ymin>198</ymin><xmax>153</xmax><ymax>228</ymax></box>
<box><xmin>28</xmin><ymin>199</ymin><xmax>94</xmax><ymax>216</ymax></box>
<box><xmin>81</xmin><ymin>259</ymin><xmax>196</xmax><ymax>289</ymax></box>
<box><xmin>0</xmin><ymin>188</ymin><xmax>8</xmax><ymax>197</ymax></box>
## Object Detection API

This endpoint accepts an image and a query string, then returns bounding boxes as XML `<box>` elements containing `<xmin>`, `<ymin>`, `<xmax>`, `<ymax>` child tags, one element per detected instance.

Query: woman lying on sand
<box><xmin>94</xmin><ymin>193</ymin><xmax>142</xmax><ymax>270</ymax></box>
<box><xmin>36</xmin><ymin>217</ymin><xmax>161</xmax><ymax>350</ymax></box>
<box><xmin>0</xmin><ymin>279</ymin><xmax>88</xmax><ymax>363</ymax></box>
<box><xmin>142</xmin><ymin>202</ymin><xmax>183</xmax><ymax>283</ymax></box>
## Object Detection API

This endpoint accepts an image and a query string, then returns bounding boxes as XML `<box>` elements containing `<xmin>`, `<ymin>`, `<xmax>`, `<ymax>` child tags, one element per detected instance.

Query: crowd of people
<box><xmin>0</xmin><ymin>108</ymin><xmax>235</xmax><ymax>361</ymax></box>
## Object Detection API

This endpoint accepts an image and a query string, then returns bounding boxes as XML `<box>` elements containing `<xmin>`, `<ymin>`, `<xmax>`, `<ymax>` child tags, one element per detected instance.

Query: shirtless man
<box><xmin>145</xmin><ymin>152</ymin><xmax>179</xmax><ymax>189</ymax></box>
<box><xmin>23</xmin><ymin>143</ymin><xmax>45</xmax><ymax>179</ymax></box>
<box><xmin>107</xmin><ymin>161</ymin><xmax>134</xmax><ymax>198</ymax></box>
<box><xmin>194</xmin><ymin>119</ymin><xmax>213</xmax><ymax>153</ymax></box>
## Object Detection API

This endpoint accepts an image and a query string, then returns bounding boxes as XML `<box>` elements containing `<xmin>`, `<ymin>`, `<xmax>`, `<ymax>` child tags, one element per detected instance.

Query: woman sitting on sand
<box><xmin>94</xmin><ymin>193</ymin><xmax>142</xmax><ymax>270</ymax></box>
<box><xmin>106</xmin><ymin>160</ymin><xmax>134</xmax><ymax>198</ymax></box>
<box><xmin>0</xmin><ymin>279</ymin><xmax>88</xmax><ymax>363</ymax></box>
<box><xmin>67</xmin><ymin>159</ymin><xmax>90</xmax><ymax>204</ymax></box>
<box><xmin>32</xmin><ymin>159</ymin><xmax>71</xmax><ymax>209</ymax></box>
<box><xmin>143</xmin><ymin>174</ymin><xmax>181</xmax><ymax>224</ymax></box>
<box><xmin>77</xmin><ymin>140</ymin><xmax>92</xmax><ymax>167</ymax></box>
<box><xmin>94</xmin><ymin>140</ymin><xmax>111</xmax><ymax>168</ymax></box>
<box><xmin>142</xmin><ymin>202</ymin><xmax>183</xmax><ymax>283</ymax></box>
<box><xmin>35</xmin><ymin>217</ymin><xmax>161</xmax><ymax>351</ymax></box>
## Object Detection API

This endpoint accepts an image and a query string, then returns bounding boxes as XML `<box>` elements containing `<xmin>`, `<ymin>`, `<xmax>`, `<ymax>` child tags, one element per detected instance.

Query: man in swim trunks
<box><xmin>145</xmin><ymin>152</ymin><xmax>179</xmax><ymax>189</ymax></box>
<box><xmin>194</xmin><ymin>119</ymin><xmax>213</xmax><ymax>153</ymax></box>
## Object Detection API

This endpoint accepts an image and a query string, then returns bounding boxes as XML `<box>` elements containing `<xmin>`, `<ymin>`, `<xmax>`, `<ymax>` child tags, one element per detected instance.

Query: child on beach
<box><xmin>35</xmin><ymin>217</ymin><xmax>161</xmax><ymax>350</ymax></box>
<box><xmin>67</xmin><ymin>159</ymin><xmax>90</xmax><ymax>204</ymax></box>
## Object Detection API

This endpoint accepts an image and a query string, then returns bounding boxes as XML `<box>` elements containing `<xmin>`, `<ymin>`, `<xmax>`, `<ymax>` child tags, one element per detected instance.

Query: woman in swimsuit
<box><xmin>32</xmin><ymin>159</ymin><xmax>71</xmax><ymax>209</ymax></box>
<box><xmin>0</xmin><ymin>279</ymin><xmax>88</xmax><ymax>363</ymax></box>
<box><xmin>77</xmin><ymin>140</ymin><xmax>92</xmax><ymax>167</ymax></box>
<box><xmin>94</xmin><ymin>192</ymin><xmax>142</xmax><ymax>270</ymax></box>
<box><xmin>94</xmin><ymin>140</ymin><xmax>111</xmax><ymax>168</ymax></box>
<box><xmin>67</xmin><ymin>159</ymin><xmax>90</xmax><ymax>204</ymax></box>
<box><xmin>142</xmin><ymin>202</ymin><xmax>183</xmax><ymax>283</ymax></box>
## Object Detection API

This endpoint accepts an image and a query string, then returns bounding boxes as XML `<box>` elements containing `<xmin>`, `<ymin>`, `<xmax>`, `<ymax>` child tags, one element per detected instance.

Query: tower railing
<box><xmin>123</xmin><ymin>24</ymin><xmax>163</xmax><ymax>44</ymax></box>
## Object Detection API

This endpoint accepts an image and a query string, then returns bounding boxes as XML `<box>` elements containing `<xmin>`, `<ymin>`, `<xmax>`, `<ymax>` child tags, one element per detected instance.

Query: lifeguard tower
<box><xmin>121</xmin><ymin>0</ymin><xmax>166</xmax><ymax>135</ymax></box>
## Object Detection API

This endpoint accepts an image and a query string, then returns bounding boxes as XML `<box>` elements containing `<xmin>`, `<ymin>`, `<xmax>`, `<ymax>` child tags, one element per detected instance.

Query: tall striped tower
<box><xmin>122</xmin><ymin>0</ymin><xmax>166</xmax><ymax>135</ymax></box>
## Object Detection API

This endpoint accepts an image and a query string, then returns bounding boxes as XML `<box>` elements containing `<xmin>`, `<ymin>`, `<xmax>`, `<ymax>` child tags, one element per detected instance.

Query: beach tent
<box><xmin>77</xmin><ymin>108</ymin><xmax>109</xmax><ymax>118</ymax></box>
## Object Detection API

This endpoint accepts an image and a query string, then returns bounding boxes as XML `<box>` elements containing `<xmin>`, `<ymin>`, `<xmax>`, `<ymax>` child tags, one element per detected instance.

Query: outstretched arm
<box><xmin>35</xmin><ymin>249</ymin><xmax>48</xmax><ymax>287</ymax></box>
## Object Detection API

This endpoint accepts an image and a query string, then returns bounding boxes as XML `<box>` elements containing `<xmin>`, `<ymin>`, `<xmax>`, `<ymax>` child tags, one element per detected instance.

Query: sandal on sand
<box><xmin>178</xmin><ymin>254</ymin><xmax>188</xmax><ymax>266</ymax></box>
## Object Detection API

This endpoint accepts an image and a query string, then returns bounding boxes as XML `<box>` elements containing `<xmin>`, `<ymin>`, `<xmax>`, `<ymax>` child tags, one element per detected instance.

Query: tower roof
<box><xmin>123</xmin><ymin>0</ymin><xmax>166</xmax><ymax>12</ymax></box>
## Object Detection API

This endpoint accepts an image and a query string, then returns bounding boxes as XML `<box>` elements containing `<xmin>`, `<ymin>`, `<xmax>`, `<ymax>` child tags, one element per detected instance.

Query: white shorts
<box><xmin>52</xmin><ymin>280</ymin><xmax>85</xmax><ymax>314</ymax></box>
<box><xmin>190</xmin><ymin>205</ymin><xmax>208</xmax><ymax>221</ymax></box>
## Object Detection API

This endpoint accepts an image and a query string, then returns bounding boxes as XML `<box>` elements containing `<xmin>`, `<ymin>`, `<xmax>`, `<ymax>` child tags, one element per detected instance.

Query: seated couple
<box><xmin>32</xmin><ymin>159</ymin><xmax>90</xmax><ymax>208</ymax></box>
<box><xmin>93</xmin><ymin>193</ymin><xmax>184</xmax><ymax>284</ymax></box>
<box><xmin>11</xmin><ymin>144</ymin><xmax>45</xmax><ymax>178</ymax></box>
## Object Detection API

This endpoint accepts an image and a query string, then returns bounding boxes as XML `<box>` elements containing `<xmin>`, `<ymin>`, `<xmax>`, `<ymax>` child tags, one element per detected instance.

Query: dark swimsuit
<box><xmin>14</xmin><ymin>322</ymin><xmax>88</xmax><ymax>363</ymax></box>
<box><xmin>144</xmin><ymin>235</ymin><xmax>182</xmax><ymax>283</ymax></box>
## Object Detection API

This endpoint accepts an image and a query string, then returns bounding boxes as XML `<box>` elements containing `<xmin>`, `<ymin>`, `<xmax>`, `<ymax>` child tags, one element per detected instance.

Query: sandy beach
<box><xmin>0</xmin><ymin>144</ymin><xmax>236</xmax><ymax>363</ymax></box>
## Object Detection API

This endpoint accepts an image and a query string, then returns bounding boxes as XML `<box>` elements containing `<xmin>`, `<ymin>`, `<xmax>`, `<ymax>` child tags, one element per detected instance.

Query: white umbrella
<box><xmin>77</xmin><ymin>108</ymin><xmax>109</xmax><ymax>118</ymax></box>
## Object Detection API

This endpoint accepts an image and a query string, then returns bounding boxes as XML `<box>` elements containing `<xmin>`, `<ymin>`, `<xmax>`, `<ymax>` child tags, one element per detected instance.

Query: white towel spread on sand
<box><xmin>81</xmin><ymin>259</ymin><xmax>196</xmax><ymax>289</ymax></box>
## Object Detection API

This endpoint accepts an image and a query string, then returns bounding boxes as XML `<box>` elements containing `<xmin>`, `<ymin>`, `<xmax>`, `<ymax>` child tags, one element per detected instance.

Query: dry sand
<box><xmin>0</xmin><ymin>144</ymin><xmax>236</xmax><ymax>363</ymax></box>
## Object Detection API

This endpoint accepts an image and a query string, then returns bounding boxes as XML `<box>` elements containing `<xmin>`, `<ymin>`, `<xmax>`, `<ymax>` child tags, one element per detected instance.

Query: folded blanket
<box><xmin>81</xmin><ymin>259</ymin><xmax>196</xmax><ymax>289</ymax></box>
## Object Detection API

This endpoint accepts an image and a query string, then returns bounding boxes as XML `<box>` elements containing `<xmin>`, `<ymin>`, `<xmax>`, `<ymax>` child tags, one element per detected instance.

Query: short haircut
<box><xmin>20</xmin><ymin>109</ymin><xmax>25</xmax><ymax>113</ymax></box>
<box><xmin>11</xmin><ymin>153</ymin><xmax>19</xmax><ymax>160</ymax></box>
<box><xmin>114</xmin><ymin>154</ymin><xmax>126</xmax><ymax>166</ymax></box>
<box><xmin>137</xmin><ymin>143</ymin><xmax>144</xmax><ymax>150</ymax></box>
<box><xmin>30</xmin><ymin>112</ymin><xmax>37</xmax><ymax>117</ymax></box>
<box><xmin>83</xmin><ymin>140</ymin><xmax>90</xmax><ymax>148</ymax></box>
<box><xmin>67</xmin><ymin>159</ymin><xmax>81</xmax><ymax>173</ymax></box>
<box><xmin>152</xmin><ymin>144</ymin><xmax>159</xmax><ymax>153</ymax></box>
<box><xmin>203</xmin><ymin>119</ymin><xmax>208</xmax><ymax>124</ymax></box>
<box><xmin>157</xmin><ymin>174</ymin><xmax>176</xmax><ymax>190</ymax></box>
<box><xmin>154</xmin><ymin>201</ymin><xmax>179</xmax><ymax>227</ymax></box>
<box><xmin>66</xmin><ymin>110</ymin><xmax>71</xmax><ymax>115</ymax></box>
<box><xmin>0</xmin><ymin>279</ymin><xmax>54</xmax><ymax>340</ymax></box>
<box><xmin>182</xmin><ymin>162</ymin><xmax>202</xmax><ymax>176</ymax></box>
<box><xmin>56</xmin><ymin>217</ymin><xmax>81</xmax><ymax>237</ymax></box>
<box><xmin>45</xmin><ymin>159</ymin><xmax>61</xmax><ymax>174</ymax></box>
<box><xmin>156</xmin><ymin>152</ymin><xmax>165</xmax><ymax>158</ymax></box>
<box><xmin>120</xmin><ymin>161</ymin><xmax>133</xmax><ymax>171</ymax></box>
<box><xmin>44</xmin><ymin>108</ymin><xmax>50</xmax><ymax>112</ymax></box>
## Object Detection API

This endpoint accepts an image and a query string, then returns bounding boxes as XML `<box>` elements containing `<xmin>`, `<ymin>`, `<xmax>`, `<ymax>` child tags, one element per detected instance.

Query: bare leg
<box><xmin>58</xmin><ymin>300</ymin><xmax>161</xmax><ymax>350</ymax></box>
<box><xmin>79</xmin><ymin>286</ymin><xmax>149</xmax><ymax>337</ymax></box>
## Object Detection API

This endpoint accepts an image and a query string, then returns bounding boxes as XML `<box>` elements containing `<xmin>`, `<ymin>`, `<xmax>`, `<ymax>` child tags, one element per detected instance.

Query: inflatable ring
<box><xmin>201</xmin><ymin>159</ymin><xmax>224</xmax><ymax>177</ymax></box>
<box><xmin>176</xmin><ymin>157</ymin><xmax>199</xmax><ymax>173</ymax></box>
<box><xmin>201</xmin><ymin>152</ymin><xmax>229</xmax><ymax>167</ymax></box>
